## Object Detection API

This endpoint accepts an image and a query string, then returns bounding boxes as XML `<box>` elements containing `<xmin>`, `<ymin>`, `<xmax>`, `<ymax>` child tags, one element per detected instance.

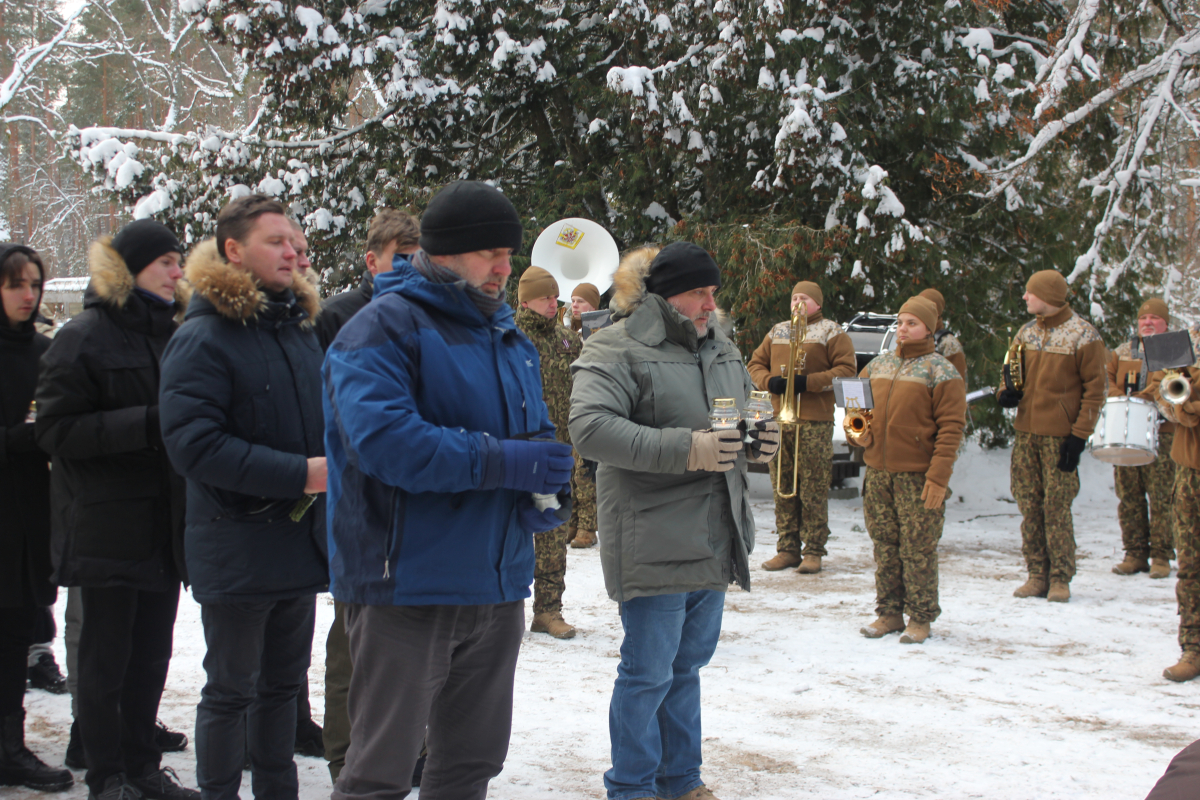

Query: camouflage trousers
<box><xmin>534</xmin><ymin>524</ymin><xmax>570</xmax><ymax>615</ymax></box>
<box><xmin>768</xmin><ymin>420</ymin><xmax>833</xmax><ymax>557</ymax></box>
<box><xmin>570</xmin><ymin>452</ymin><xmax>597</xmax><ymax>533</ymax></box>
<box><xmin>1114</xmin><ymin>429</ymin><xmax>1176</xmax><ymax>561</ymax></box>
<box><xmin>1012</xmin><ymin>431</ymin><xmax>1079</xmax><ymax>582</ymax></box>
<box><xmin>863</xmin><ymin>468</ymin><xmax>944</xmax><ymax>623</ymax></box>
<box><xmin>1173</xmin><ymin>466</ymin><xmax>1200</xmax><ymax>653</ymax></box>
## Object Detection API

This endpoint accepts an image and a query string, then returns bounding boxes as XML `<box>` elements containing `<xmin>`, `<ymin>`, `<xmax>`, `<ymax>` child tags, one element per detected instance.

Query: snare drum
<box><xmin>1089</xmin><ymin>396</ymin><xmax>1159</xmax><ymax>466</ymax></box>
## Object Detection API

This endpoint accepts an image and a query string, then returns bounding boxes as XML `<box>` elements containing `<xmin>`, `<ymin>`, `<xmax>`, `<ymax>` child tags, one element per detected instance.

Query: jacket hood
<box><xmin>88</xmin><ymin>236</ymin><xmax>190</xmax><ymax>315</ymax></box>
<box><xmin>183</xmin><ymin>238</ymin><xmax>319</xmax><ymax>328</ymax></box>
<box><xmin>609</xmin><ymin>245</ymin><xmax>662</xmax><ymax>320</ymax></box>
<box><xmin>374</xmin><ymin>257</ymin><xmax>517</xmax><ymax>330</ymax></box>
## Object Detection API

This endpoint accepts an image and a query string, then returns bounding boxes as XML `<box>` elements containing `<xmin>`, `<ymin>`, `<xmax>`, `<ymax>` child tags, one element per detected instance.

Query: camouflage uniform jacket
<box><xmin>747</xmin><ymin>312</ymin><xmax>857</xmax><ymax>422</ymax></box>
<box><xmin>859</xmin><ymin>338</ymin><xmax>966</xmax><ymax>488</ymax></box>
<box><xmin>934</xmin><ymin>330</ymin><xmax>967</xmax><ymax>381</ymax></box>
<box><xmin>515</xmin><ymin>306</ymin><xmax>582</xmax><ymax>446</ymax></box>
<box><xmin>1151</xmin><ymin>327</ymin><xmax>1200</xmax><ymax>468</ymax></box>
<box><xmin>1108</xmin><ymin>338</ymin><xmax>1175</xmax><ymax>434</ymax></box>
<box><xmin>1002</xmin><ymin>306</ymin><xmax>1107</xmax><ymax>439</ymax></box>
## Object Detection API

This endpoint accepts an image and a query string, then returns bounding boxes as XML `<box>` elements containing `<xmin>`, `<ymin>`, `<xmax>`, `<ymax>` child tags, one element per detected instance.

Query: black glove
<box><xmin>767</xmin><ymin>375</ymin><xmax>805</xmax><ymax>394</ymax></box>
<box><xmin>580</xmin><ymin>459</ymin><xmax>597</xmax><ymax>481</ymax></box>
<box><xmin>1057</xmin><ymin>435</ymin><xmax>1087</xmax><ymax>472</ymax></box>
<box><xmin>997</xmin><ymin>389</ymin><xmax>1024</xmax><ymax>408</ymax></box>
<box><xmin>4</xmin><ymin>422</ymin><xmax>37</xmax><ymax>454</ymax></box>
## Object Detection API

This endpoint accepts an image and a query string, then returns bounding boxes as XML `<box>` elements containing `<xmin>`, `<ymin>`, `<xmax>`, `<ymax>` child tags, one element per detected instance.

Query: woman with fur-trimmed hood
<box><xmin>35</xmin><ymin>220</ymin><xmax>197</xmax><ymax>800</ymax></box>
<box><xmin>569</xmin><ymin>242</ymin><xmax>779</xmax><ymax>800</ymax></box>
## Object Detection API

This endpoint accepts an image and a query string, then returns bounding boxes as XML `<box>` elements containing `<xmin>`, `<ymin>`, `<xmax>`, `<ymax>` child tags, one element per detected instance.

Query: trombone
<box><xmin>775</xmin><ymin>306</ymin><xmax>807</xmax><ymax>498</ymax></box>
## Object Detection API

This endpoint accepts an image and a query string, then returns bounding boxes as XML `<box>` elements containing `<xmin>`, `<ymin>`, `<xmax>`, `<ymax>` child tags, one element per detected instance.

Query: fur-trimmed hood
<box><xmin>608</xmin><ymin>245</ymin><xmax>661</xmax><ymax>320</ymax></box>
<box><xmin>88</xmin><ymin>236</ymin><xmax>190</xmax><ymax>315</ymax></box>
<box><xmin>183</xmin><ymin>238</ymin><xmax>320</xmax><ymax>328</ymax></box>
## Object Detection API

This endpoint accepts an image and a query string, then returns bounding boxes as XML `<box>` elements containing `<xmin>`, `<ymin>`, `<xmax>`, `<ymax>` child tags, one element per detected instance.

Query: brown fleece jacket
<box><xmin>747</xmin><ymin>311</ymin><xmax>857</xmax><ymax>422</ymax></box>
<box><xmin>1106</xmin><ymin>339</ymin><xmax>1175</xmax><ymax>434</ymax></box>
<box><xmin>858</xmin><ymin>337</ymin><xmax>967</xmax><ymax>488</ymax></box>
<box><xmin>1151</xmin><ymin>328</ymin><xmax>1200</xmax><ymax>469</ymax></box>
<box><xmin>1002</xmin><ymin>305</ymin><xmax>1107</xmax><ymax>439</ymax></box>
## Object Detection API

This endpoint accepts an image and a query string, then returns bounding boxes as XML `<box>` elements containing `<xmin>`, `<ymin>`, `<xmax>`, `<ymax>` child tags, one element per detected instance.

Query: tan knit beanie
<box><xmin>1138</xmin><ymin>297</ymin><xmax>1169</xmax><ymax>322</ymax></box>
<box><xmin>571</xmin><ymin>282</ymin><xmax>601</xmax><ymax>310</ymax></box>
<box><xmin>792</xmin><ymin>281</ymin><xmax>823</xmax><ymax>308</ymax></box>
<box><xmin>919</xmin><ymin>288</ymin><xmax>946</xmax><ymax>316</ymax></box>
<box><xmin>518</xmin><ymin>266</ymin><xmax>559</xmax><ymax>302</ymax></box>
<box><xmin>898</xmin><ymin>296</ymin><xmax>938</xmax><ymax>334</ymax></box>
<box><xmin>1025</xmin><ymin>270</ymin><xmax>1069</xmax><ymax>308</ymax></box>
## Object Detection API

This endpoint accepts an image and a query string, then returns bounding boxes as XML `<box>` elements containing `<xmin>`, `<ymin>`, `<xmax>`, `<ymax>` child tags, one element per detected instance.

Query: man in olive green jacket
<box><xmin>569</xmin><ymin>242</ymin><xmax>778</xmax><ymax>800</ymax></box>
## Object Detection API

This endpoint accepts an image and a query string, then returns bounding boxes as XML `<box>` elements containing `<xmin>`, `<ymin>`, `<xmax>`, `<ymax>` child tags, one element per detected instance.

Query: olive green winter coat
<box><xmin>568</xmin><ymin>249</ymin><xmax>756</xmax><ymax>602</ymax></box>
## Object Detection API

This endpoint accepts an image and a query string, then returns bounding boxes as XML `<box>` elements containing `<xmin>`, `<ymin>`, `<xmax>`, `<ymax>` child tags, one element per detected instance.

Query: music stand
<box><xmin>1142</xmin><ymin>330</ymin><xmax>1196</xmax><ymax>372</ymax></box>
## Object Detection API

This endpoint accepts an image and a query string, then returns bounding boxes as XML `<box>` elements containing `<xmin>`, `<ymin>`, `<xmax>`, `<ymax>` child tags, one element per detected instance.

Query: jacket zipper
<box><xmin>383</xmin><ymin>487</ymin><xmax>398</xmax><ymax>580</ymax></box>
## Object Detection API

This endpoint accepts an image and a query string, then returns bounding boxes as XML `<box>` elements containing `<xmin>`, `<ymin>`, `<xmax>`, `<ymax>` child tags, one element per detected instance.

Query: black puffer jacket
<box><xmin>315</xmin><ymin>272</ymin><xmax>373</xmax><ymax>351</ymax></box>
<box><xmin>35</xmin><ymin>237</ymin><xmax>187</xmax><ymax>591</ymax></box>
<box><xmin>0</xmin><ymin>243</ymin><xmax>56</xmax><ymax>608</ymax></box>
<box><xmin>159</xmin><ymin>240</ymin><xmax>328</xmax><ymax>605</ymax></box>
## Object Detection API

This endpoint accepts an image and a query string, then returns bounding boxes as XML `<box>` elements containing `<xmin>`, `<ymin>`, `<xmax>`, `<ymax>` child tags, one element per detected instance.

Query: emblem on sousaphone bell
<box><xmin>555</xmin><ymin>224</ymin><xmax>585</xmax><ymax>249</ymax></box>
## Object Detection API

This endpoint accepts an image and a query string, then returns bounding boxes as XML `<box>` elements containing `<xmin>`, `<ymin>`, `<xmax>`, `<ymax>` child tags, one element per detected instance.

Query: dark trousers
<box><xmin>323</xmin><ymin>601</ymin><xmax>352</xmax><ymax>781</ymax></box>
<box><xmin>78</xmin><ymin>584</ymin><xmax>181</xmax><ymax>792</ymax></box>
<box><xmin>0</xmin><ymin>605</ymin><xmax>37</xmax><ymax>715</ymax></box>
<box><xmin>332</xmin><ymin>601</ymin><xmax>524</xmax><ymax>800</ymax></box>
<box><xmin>195</xmin><ymin>596</ymin><xmax>315</xmax><ymax>800</ymax></box>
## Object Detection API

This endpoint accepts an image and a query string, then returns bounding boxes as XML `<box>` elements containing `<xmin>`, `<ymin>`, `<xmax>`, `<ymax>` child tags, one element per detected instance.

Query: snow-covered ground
<box><xmin>20</xmin><ymin>443</ymin><xmax>1198</xmax><ymax>799</ymax></box>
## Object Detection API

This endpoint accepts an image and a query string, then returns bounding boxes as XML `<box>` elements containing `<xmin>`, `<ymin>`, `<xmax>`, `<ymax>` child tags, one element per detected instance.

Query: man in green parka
<box><xmin>569</xmin><ymin>242</ymin><xmax>779</xmax><ymax>800</ymax></box>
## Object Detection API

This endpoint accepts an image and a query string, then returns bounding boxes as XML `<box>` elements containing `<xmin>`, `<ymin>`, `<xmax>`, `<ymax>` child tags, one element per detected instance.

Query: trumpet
<box><xmin>843</xmin><ymin>406</ymin><xmax>873</xmax><ymax>446</ymax></box>
<box><xmin>774</xmin><ymin>306</ymin><xmax>807</xmax><ymax>499</ymax></box>
<box><xmin>1003</xmin><ymin>340</ymin><xmax>1026</xmax><ymax>392</ymax></box>
<box><xmin>1160</xmin><ymin>368</ymin><xmax>1192</xmax><ymax>406</ymax></box>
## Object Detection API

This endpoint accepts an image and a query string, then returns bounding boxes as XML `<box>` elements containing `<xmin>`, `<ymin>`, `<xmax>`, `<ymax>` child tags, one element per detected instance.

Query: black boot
<box><xmin>0</xmin><ymin>710</ymin><xmax>74</xmax><ymax>792</ymax></box>
<box><xmin>294</xmin><ymin>717</ymin><xmax>324</xmax><ymax>758</ymax></box>
<box><xmin>64</xmin><ymin>719</ymin><xmax>86</xmax><ymax>770</ymax></box>
<box><xmin>128</xmin><ymin>766</ymin><xmax>199</xmax><ymax>800</ymax></box>
<box><xmin>27</xmin><ymin>653</ymin><xmax>68</xmax><ymax>695</ymax></box>
<box><xmin>152</xmin><ymin>720</ymin><xmax>187</xmax><ymax>754</ymax></box>
<box><xmin>87</xmin><ymin>773</ymin><xmax>143</xmax><ymax>800</ymax></box>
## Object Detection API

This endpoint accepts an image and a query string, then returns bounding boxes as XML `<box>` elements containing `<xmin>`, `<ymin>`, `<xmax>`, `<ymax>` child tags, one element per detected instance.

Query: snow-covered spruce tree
<box><xmin>68</xmin><ymin>0</ymin><xmax>1161</xmax><ymax>441</ymax></box>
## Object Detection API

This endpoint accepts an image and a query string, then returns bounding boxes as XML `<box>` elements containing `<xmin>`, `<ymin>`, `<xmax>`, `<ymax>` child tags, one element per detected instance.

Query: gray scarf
<box><xmin>412</xmin><ymin>251</ymin><xmax>507</xmax><ymax>319</ymax></box>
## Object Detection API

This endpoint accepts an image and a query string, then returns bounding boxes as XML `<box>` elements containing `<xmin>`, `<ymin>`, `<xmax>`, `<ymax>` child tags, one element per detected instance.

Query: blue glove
<box><xmin>516</xmin><ymin>494</ymin><xmax>566</xmax><ymax>533</ymax></box>
<box><xmin>500</xmin><ymin>438</ymin><xmax>574</xmax><ymax>494</ymax></box>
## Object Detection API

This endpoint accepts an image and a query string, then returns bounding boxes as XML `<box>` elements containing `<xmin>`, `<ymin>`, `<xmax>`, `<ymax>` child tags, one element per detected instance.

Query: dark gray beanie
<box><xmin>645</xmin><ymin>242</ymin><xmax>721</xmax><ymax>299</ymax></box>
<box><xmin>111</xmin><ymin>219</ymin><xmax>181</xmax><ymax>275</ymax></box>
<box><xmin>419</xmin><ymin>181</ymin><xmax>524</xmax><ymax>256</ymax></box>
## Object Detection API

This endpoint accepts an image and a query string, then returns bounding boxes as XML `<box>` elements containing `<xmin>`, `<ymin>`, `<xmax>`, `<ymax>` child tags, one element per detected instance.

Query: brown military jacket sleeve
<box><xmin>806</xmin><ymin>331</ymin><xmax>856</xmax><ymax>393</ymax></box>
<box><xmin>747</xmin><ymin>332</ymin><xmax>774</xmax><ymax>391</ymax></box>
<box><xmin>927</xmin><ymin>377</ymin><xmax>967</xmax><ymax>489</ymax></box>
<box><xmin>1074</xmin><ymin>339</ymin><xmax>1107</xmax><ymax>439</ymax></box>
<box><xmin>947</xmin><ymin>351</ymin><xmax>967</xmax><ymax>381</ymax></box>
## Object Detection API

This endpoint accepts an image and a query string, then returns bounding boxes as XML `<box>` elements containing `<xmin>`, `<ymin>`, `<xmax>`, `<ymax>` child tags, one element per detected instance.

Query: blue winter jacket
<box><xmin>323</xmin><ymin>259</ymin><xmax>553</xmax><ymax>606</ymax></box>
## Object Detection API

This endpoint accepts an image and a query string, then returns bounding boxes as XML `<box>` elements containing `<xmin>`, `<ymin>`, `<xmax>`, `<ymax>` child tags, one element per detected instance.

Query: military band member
<box><xmin>515</xmin><ymin>267</ymin><xmax>583</xmax><ymax>639</ymax></box>
<box><xmin>997</xmin><ymin>270</ymin><xmax>1106</xmax><ymax>604</ymax></box>
<box><xmin>919</xmin><ymin>288</ymin><xmax>967</xmax><ymax>380</ymax></box>
<box><xmin>565</xmin><ymin>283</ymin><xmax>601</xmax><ymax>549</ymax></box>
<box><xmin>1107</xmin><ymin>298</ymin><xmax>1175</xmax><ymax>579</ymax></box>
<box><xmin>563</xmin><ymin>282</ymin><xmax>601</xmax><ymax>334</ymax></box>
<box><xmin>748</xmin><ymin>281</ymin><xmax>856</xmax><ymax>574</ymax></box>
<box><xmin>1150</xmin><ymin>324</ymin><xmax>1200</xmax><ymax>682</ymax></box>
<box><xmin>856</xmin><ymin>297</ymin><xmax>966</xmax><ymax>644</ymax></box>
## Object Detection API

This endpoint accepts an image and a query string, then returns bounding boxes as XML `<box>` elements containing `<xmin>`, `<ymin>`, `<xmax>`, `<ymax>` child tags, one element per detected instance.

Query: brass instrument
<box><xmin>775</xmin><ymin>307</ymin><xmax>808</xmax><ymax>498</ymax></box>
<box><xmin>843</xmin><ymin>404</ymin><xmax>873</xmax><ymax>446</ymax></box>
<box><xmin>1003</xmin><ymin>340</ymin><xmax>1026</xmax><ymax>392</ymax></box>
<box><xmin>1160</xmin><ymin>368</ymin><xmax>1192</xmax><ymax>406</ymax></box>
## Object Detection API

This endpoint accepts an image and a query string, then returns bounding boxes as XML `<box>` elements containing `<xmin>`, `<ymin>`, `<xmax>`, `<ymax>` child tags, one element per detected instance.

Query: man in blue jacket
<box><xmin>159</xmin><ymin>194</ymin><xmax>329</xmax><ymax>800</ymax></box>
<box><xmin>324</xmin><ymin>181</ymin><xmax>573</xmax><ymax>800</ymax></box>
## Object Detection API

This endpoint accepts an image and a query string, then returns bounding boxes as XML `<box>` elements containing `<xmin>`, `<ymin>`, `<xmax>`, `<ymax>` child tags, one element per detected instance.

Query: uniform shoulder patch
<box><xmin>936</xmin><ymin>333</ymin><xmax>964</xmax><ymax>357</ymax></box>
<box><xmin>1112</xmin><ymin>340</ymin><xmax>1133</xmax><ymax>360</ymax></box>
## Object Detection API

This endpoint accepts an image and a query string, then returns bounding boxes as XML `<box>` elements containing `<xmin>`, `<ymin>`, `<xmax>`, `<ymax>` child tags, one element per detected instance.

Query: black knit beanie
<box><xmin>645</xmin><ymin>242</ymin><xmax>721</xmax><ymax>299</ymax></box>
<box><xmin>111</xmin><ymin>219</ymin><xmax>182</xmax><ymax>275</ymax></box>
<box><xmin>419</xmin><ymin>181</ymin><xmax>524</xmax><ymax>256</ymax></box>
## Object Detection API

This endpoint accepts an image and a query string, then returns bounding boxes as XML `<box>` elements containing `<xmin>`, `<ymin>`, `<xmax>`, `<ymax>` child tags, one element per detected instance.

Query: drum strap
<box><xmin>1130</xmin><ymin>336</ymin><xmax>1149</xmax><ymax>392</ymax></box>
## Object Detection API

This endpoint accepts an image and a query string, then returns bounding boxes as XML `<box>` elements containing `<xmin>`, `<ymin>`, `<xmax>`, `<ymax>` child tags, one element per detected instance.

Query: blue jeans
<box><xmin>605</xmin><ymin>590</ymin><xmax>724</xmax><ymax>800</ymax></box>
<box><xmin>195</xmin><ymin>596</ymin><xmax>316</xmax><ymax>800</ymax></box>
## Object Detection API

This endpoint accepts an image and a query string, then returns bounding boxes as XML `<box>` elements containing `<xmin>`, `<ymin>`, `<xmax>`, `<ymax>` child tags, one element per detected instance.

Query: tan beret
<box><xmin>518</xmin><ymin>266</ymin><xmax>559</xmax><ymax>302</ymax></box>
<box><xmin>898</xmin><ymin>296</ymin><xmax>938</xmax><ymax>334</ymax></box>
<box><xmin>792</xmin><ymin>281</ymin><xmax>823</xmax><ymax>308</ymax></box>
<box><xmin>1026</xmin><ymin>270</ymin><xmax>1069</xmax><ymax>309</ymax></box>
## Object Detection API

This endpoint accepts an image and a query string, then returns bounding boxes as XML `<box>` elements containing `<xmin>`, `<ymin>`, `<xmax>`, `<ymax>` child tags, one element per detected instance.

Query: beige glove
<box><xmin>1175</xmin><ymin>400</ymin><xmax>1200</xmax><ymax>428</ymax></box>
<box><xmin>687</xmin><ymin>429</ymin><xmax>742</xmax><ymax>472</ymax></box>
<box><xmin>746</xmin><ymin>420</ymin><xmax>780</xmax><ymax>464</ymax></box>
<box><xmin>921</xmin><ymin>479</ymin><xmax>947</xmax><ymax>510</ymax></box>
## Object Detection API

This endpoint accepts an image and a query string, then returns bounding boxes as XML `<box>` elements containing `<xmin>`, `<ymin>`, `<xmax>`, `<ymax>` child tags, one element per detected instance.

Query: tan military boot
<box><xmin>1163</xmin><ymin>651</ymin><xmax>1200</xmax><ymax>683</ymax></box>
<box><xmin>1149</xmin><ymin>558</ymin><xmax>1172</xmax><ymax>579</ymax></box>
<box><xmin>1112</xmin><ymin>555</ymin><xmax>1150</xmax><ymax>575</ymax></box>
<box><xmin>1013</xmin><ymin>575</ymin><xmax>1048</xmax><ymax>598</ymax></box>
<box><xmin>899</xmin><ymin>620</ymin><xmax>930</xmax><ymax>644</ymax></box>
<box><xmin>761</xmin><ymin>552</ymin><xmax>801</xmax><ymax>571</ymax></box>
<box><xmin>797</xmin><ymin>555</ymin><xmax>822</xmax><ymax>574</ymax></box>
<box><xmin>566</xmin><ymin>526</ymin><xmax>577</xmax><ymax>544</ymax></box>
<box><xmin>860</xmin><ymin>615</ymin><xmax>905</xmax><ymax>639</ymax></box>
<box><xmin>1046</xmin><ymin>579</ymin><xmax>1070</xmax><ymax>603</ymax></box>
<box><xmin>569</xmin><ymin>529</ymin><xmax>596</xmax><ymax>548</ymax></box>
<box><xmin>531</xmin><ymin>612</ymin><xmax>576</xmax><ymax>639</ymax></box>
<box><xmin>662</xmin><ymin>787</ymin><xmax>720</xmax><ymax>800</ymax></box>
